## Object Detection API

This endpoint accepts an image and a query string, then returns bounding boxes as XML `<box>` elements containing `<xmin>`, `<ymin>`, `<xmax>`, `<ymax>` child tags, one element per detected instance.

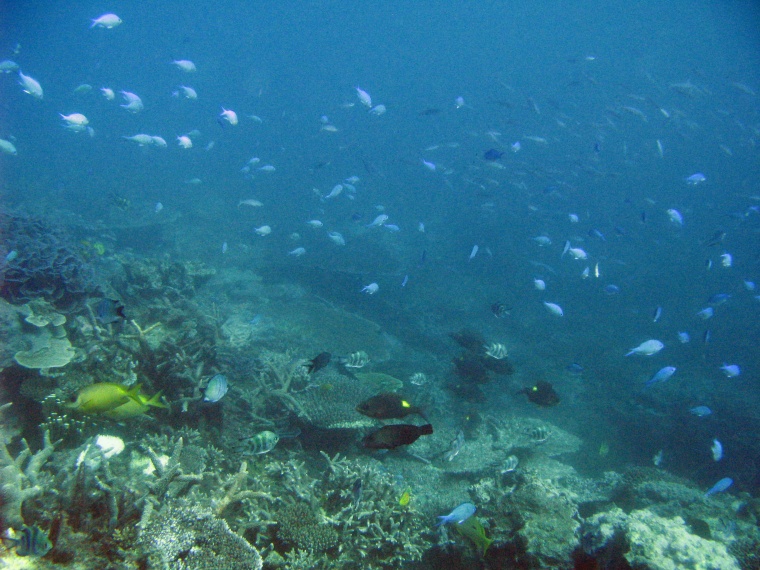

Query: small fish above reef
<box><xmin>455</xmin><ymin>516</ymin><xmax>494</xmax><ymax>557</ymax></box>
<box><xmin>517</xmin><ymin>380</ymin><xmax>560</xmax><ymax>407</ymax></box>
<box><xmin>483</xmin><ymin>148</ymin><xmax>504</xmax><ymax>161</ymax></box>
<box><xmin>351</xmin><ymin>478</ymin><xmax>363</xmax><ymax>510</ymax></box>
<box><xmin>362</xmin><ymin>423</ymin><xmax>433</xmax><ymax>450</ymax></box>
<box><xmin>491</xmin><ymin>302</ymin><xmax>510</xmax><ymax>318</ymax></box>
<box><xmin>336</xmin><ymin>350</ymin><xmax>370</xmax><ymax>369</ymax></box>
<box><xmin>436</xmin><ymin>502</ymin><xmax>476</xmax><ymax>526</ymax></box>
<box><xmin>1</xmin><ymin>524</ymin><xmax>52</xmax><ymax>557</ymax></box>
<box><xmin>66</xmin><ymin>382</ymin><xmax>144</xmax><ymax>414</ymax></box>
<box><xmin>95</xmin><ymin>298</ymin><xmax>126</xmax><ymax>324</ymax></box>
<box><xmin>241</xmin><ymin>430</ymin><xmax>280</xmax><ymax>455</ymax></box>
<box><xmin>705</xmin><ymin>477</ymin><xmax>732</xmax><ymax>498</ymax></box>
<box><xmin>304</xmin><ymin>352</ymin><xmax>331</xmax><ymax>374</ymax></box>
<box><xmin>203</xmin><ymin>374</ymin><xmax>229</xmax><ymax>402</ymax></box>
<box><xmin>356</xmin><ymin>393</ymin><xmax>427</xmax><ymax>421</ymax></box>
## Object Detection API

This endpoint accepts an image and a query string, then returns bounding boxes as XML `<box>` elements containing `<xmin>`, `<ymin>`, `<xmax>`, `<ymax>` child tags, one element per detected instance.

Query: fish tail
<box><xmin>144</xmin><ymin>391</ymin><xmax>169</xmax><ymax>409</ymax></box>
<box><xmin>434</xmin><ymin>516</ymin><xmax>448</xmax><ymax>527</ymax></box>
<box><xmin>419</xmin><ymin>424</ymin><xmax>434</xmax><ymax>436</ymax></box>
<box><xmin>125</xmin><ymin>383</ymin><xmax>144</xmax><ymax>405</ymax></box>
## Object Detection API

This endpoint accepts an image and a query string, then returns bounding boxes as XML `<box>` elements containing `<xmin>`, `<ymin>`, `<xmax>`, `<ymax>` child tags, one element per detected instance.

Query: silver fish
<box><xmin>245</xmin><ymin>430</ymin><xmax>279</xmax><ymax>455</ymax></box>
<box><xmin>204</xmin><ymin>374</ymin><xmax>228</xmax><ymax>402</ymax></box>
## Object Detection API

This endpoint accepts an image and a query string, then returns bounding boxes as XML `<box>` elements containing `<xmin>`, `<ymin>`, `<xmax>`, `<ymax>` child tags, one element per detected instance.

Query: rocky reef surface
<box><xmin>0</xmin><ymin>230</ymin><xmax>757</xmax><ymax>569</ymax></box>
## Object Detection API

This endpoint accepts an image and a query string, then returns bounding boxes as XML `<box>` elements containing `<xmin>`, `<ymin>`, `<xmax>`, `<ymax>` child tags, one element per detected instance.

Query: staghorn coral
<box><xmin>0</xmin><ymin>429</ymin><xmax>58</xmax><ymax>528</ymax></box>
<box><xmin>138</xmin><ymin>502</ymin><xmax>262</xmax><ymax>570</ymax></box>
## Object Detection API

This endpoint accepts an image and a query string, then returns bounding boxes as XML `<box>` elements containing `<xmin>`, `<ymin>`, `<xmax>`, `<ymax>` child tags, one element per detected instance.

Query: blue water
<box><xmin>2</xmin><ymin>0</ymin><xmax>760</xmax><ymax>535</ymax></box>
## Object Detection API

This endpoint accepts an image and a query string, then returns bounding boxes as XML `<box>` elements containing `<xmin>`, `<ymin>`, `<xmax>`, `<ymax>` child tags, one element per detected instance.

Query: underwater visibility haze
<box><xmin>0</xmin><ymin>1</ymin><xmax>759</xmax><ymax>568</ymax></box>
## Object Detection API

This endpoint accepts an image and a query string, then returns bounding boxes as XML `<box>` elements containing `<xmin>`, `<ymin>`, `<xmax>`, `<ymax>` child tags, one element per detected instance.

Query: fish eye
<box><xmin>68</xmin><ymin>394</ymin><xmax>78</xmax><ymax>402</ymax></box>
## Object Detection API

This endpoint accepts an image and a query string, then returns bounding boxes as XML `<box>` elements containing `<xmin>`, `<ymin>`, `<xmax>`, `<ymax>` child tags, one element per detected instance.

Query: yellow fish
<box><xmin>65</xmin><ymin>383</ymin><xmax>143</xmax><ymax>414</ymax></box>
<box><xmin>103</xmin><ymin>390</ymin><xmax>168</xmax><ymax>420</ymax></box>
<box><xmin>455</xmin><ymin>516</ymin><xmax>493</xmax><ymax>557</ymax></box>
<box><xmin>399</xmin><ymin>489</ymin><xmax>412</xmax><ymax>507</ymax></box>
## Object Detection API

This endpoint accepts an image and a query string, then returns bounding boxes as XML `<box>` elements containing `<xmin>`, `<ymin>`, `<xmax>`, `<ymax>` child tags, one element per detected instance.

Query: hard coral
<box><xmin>0</xmin><ymin>210</ymin><xmax>100</xmax><ymax>311</ymax></box>
<box><xmin>277</xmin><ymin>502</ymin><xmax>338</xmax><ymax>553</ymax></box>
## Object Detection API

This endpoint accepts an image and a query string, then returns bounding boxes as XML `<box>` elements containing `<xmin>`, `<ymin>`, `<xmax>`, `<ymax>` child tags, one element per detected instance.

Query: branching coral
<box><xmin>0</xmin><ymin>429</ymin><xmax>58</xmax><ymax>528</ymax></box>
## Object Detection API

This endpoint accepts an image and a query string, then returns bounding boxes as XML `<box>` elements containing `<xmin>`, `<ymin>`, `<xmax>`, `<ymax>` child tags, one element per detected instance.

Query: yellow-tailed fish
<box><xmin>399</xmin><ymin>489</ymin><xmax>412</xmax><ymax>507</ymax></box>
<box><xmin>455</xmin><ymin>516</ymin><xmax>494</xmax><ymax>557</ymax></box>
<box><xmin>103</xmin><ymin>390</ymin><xmax>168</xmax><ymax>420</ymax></box>
<box><xmin>65</xmin><ymin>382</ymin><xmax>143</xmax><ymax>414</ymax></box>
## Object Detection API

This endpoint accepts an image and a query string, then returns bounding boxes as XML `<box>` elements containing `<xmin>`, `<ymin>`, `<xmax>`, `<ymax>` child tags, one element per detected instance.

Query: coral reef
<box><xmin>0</xmin><ymin>430</ymin><xmax>57</xmax><ymax>528</ymax></box>
<box><xmin>581</xmin><ymin>507</ymin><xmax>740</xmax><ymax>570</ymax></box>
<box><xmin>0</xmin><ymin>210</ymin><xmax>101</xmax><ymax>311</ymax></box>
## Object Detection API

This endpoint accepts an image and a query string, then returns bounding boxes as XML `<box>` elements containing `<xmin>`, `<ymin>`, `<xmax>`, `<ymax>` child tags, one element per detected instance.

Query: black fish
<box><xmin>95</xmin><ymin>298</ymin><xmax>127</xmax><ymax>324</ymax></box>
<box><xmin>491</xmin><ymin>302</ymin><xmax>510</xmax><ymax>318</ymax></box>
<box><xmin>517</xmin><ymin>380</ymin><xmax>560</xmax><ymax>407</ymax></box>
<box><xmin>483</xmin><ymin>148</ymin><xmax>504</xmax><ymax>161</ymax></box>
<box><xmin>703</xmin><ymin>230</ymin><xmax>726</xmax><ymax>247</ymax></box>
<box><xmin>351</xmin><ymin>478</ymin><xmax>363</xmax><ymax>510</ymax></box>
<box><xmin>362</xmin><ymin>423</ymin><xmax>433</xmax><ymax>450</ymax></box>
<box><xmin>356</xmin><ymin>393</ymin><xmax>427</xmax><ymax>420</ymax></box>
<box><xmin>304</xmin><ymin>352</ymin><xmax>331</xmax><ymax>374</ymax></box>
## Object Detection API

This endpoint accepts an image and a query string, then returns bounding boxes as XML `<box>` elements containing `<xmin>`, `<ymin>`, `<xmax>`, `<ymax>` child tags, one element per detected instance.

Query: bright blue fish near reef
<box><xmin>705</xmin><ymin>477</ymin><xmax>733</xmax><ymax>497</ymax></box>
<box><xmin>2</xmin><ymin>524</ymin><xmax>52</xmax><ymax>557</ymax></box>
<box><xmin>689</xmin><ymin>406</ymin><xmax>712</xmax><ymax>417</ymax></box>
<box><xmin>436</xmin><ymin>502</ymin><xmax>476</xmax><ymax>526</ymax></box>
<box><xmin>646</xmin><ymin>366</ymin><xmax>676</xmax><ymax>387</ymax></box>
<box><xmin>203</xmin><ymin>374</ymin><xmax>228</xmax><ymax>402</ymax></box>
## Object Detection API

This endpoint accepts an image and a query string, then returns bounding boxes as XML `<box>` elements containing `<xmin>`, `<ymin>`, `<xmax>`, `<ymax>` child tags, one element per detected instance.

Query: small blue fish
<box><xmin>2</xmin><ymin>524</ymin><xmax>52</xmax><ymax>557</ymax></box>
<box><xmin>566</xmin><ymin>363</ymin><xmax>584</xmax><ymax>375</ymax></box>
<box><xmin>653</xmin><ymin>306</ymin><xmax>662</xmax><ymax>323</ymax></box>
<box><xmin>436</xmin><ymin>502</ymin><xmax>476</xmax><ymax>527</ymax></box>
<box><xmin>696</xmin><ymin>307</ymin><xmax>714</xmax><ymax>320</ymax></box>
<box><xmin>685</xmin><ymin>172</ymin><xmax>706</xmax><ymax>185</ymax></box>
<box><xmin>646</xmin><ymin>366</ymin><xmax>676</xmax><ymax>387</ymax></box>
<box><xmin>689</xmin><ymin>406</ymin><xmax>712</xmax><ymax>417</ymax></box>
<box><xmin>603</xmin><ymin>284</ymin><xmax>620</xmax><ymax>295</ymax></box>
<box><xmin>401</xmin><ymin>275</ymin><xmax>409</xmax><ymax>287</ymax></box>
<box><xmin>708</xmin><ymin>293</ymin><xmax>731</xmax><ymax>306</ymax></box>
<box><xmin>720</xmin><ymin>364</ymin><xmax>741</xmax><ymax>378</ymax></box>
<box><xmin>204</xmin><ymin>374</ymin><xmax>228</xmax><ymax>402</ymax></box>
<box><xmin>705</xmin><ymin>477</ymin><xmax>733</xmax><ymax>497</ymax></box>
<box><xmin>589</xmin><ymin>228</ymin><xmax>606</xmax><ymax>241</ymax></box>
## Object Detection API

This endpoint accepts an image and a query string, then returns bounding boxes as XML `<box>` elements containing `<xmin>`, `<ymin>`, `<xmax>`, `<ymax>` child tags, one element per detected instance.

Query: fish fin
<box><xmin>144</xmin><ymin>391</ymin><xmax>169</xmax><ymax>409</ymax></box>
<box><xmin>125</xmin><ymin>384</ymin><xmax>144</xmax><ymax>405</ymax></box>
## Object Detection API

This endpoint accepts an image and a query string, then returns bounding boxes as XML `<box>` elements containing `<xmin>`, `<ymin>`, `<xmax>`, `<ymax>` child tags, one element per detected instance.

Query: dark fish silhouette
<box><xmin>362</xmin><ymin>423</ymin><xmax>433</xmax><ymax>450</ymax></box>
<box><xmin>517</xmin><ymin>380</ymin><xmax>560</xmax><ymax>407</ymax></box>
<box><xmin>304</xmin><ymin>352</ymin><xmax>331</xmax><ymax>374</ymax></box>
<box><xmin>95</xmin><ymin>298</ymin><xmax>127</xmax><ymax>324</ymax></box>
<box><xmin>491</xmin><ymin>302</ymin><xmax>510</xmax><ymax>318</ymax></box>
<box><xmin>483</xmin><ymin>148</ymin><xmax>504</xmax><ymax>161</ymax></box>
<box><xmin>356</xmin><ymin>393</ymin><xmax>427</xmax><ymax>420</ymax></box>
